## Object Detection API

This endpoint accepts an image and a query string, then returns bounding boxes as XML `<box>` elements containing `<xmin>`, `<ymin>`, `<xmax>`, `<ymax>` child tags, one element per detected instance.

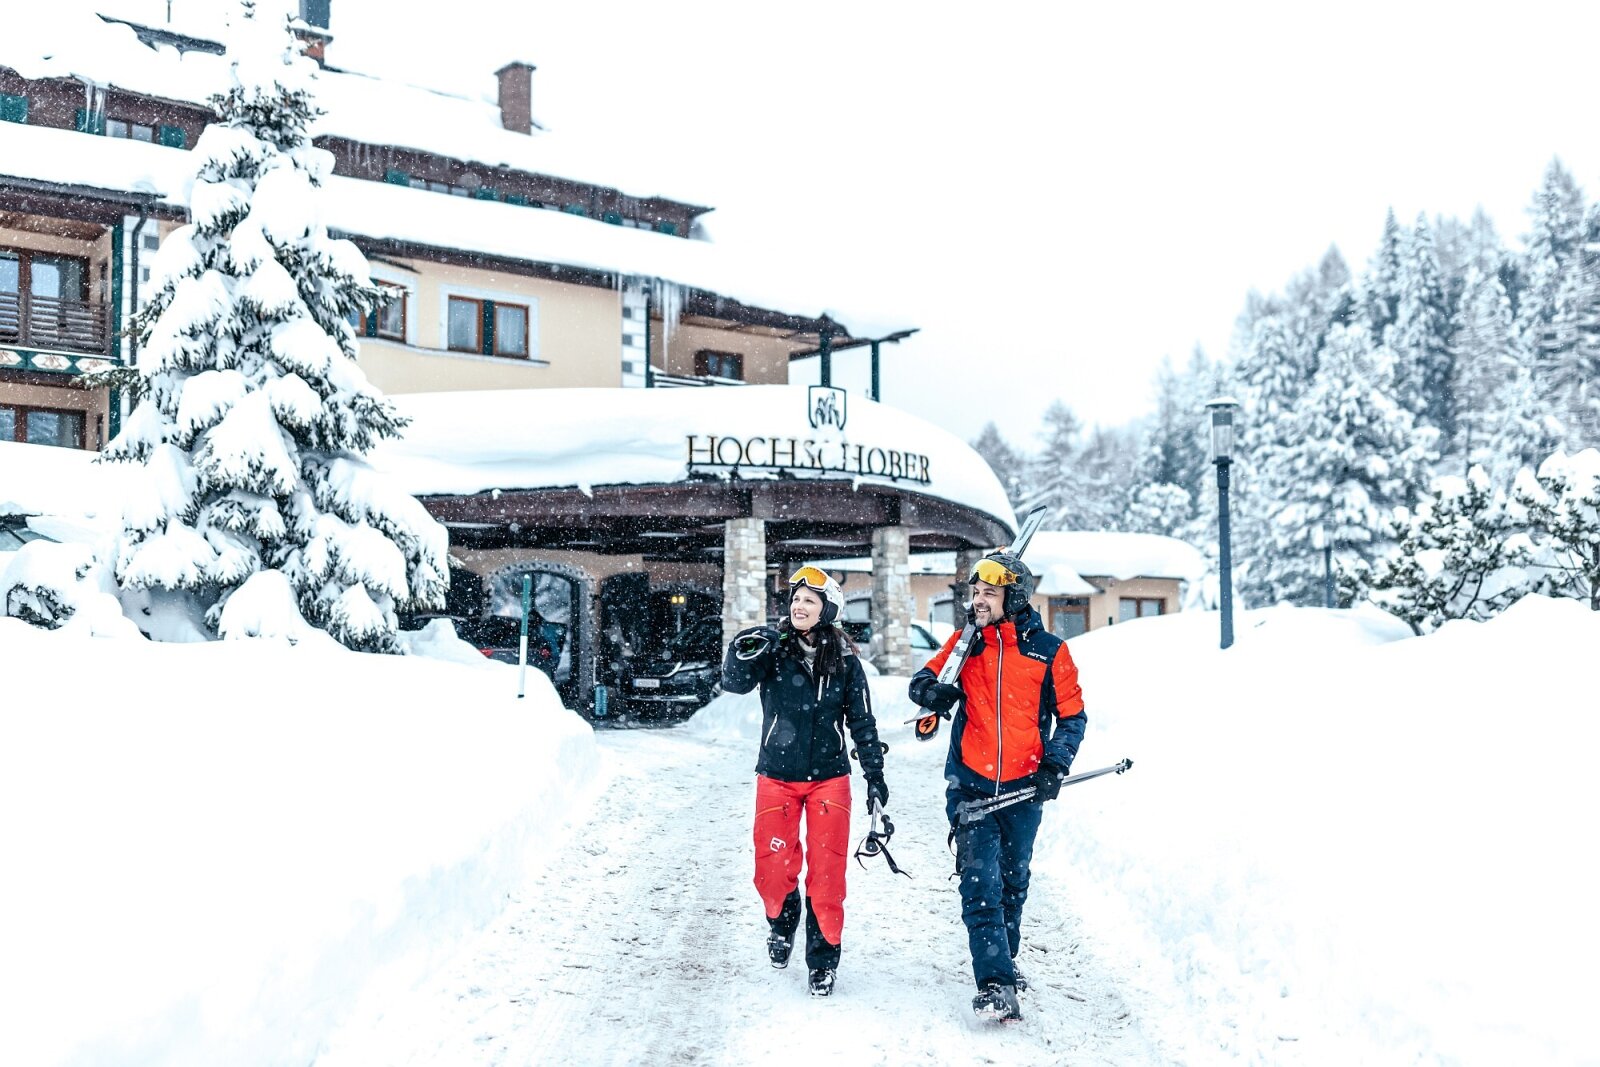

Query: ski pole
<box><xmin>955</xmin><ymin>758</ymin><xmax>1134</xmax><ymax>825</ymax></box>
<box><xmin>854</xmin><ymin>799</ymin><xmax>911</xmax><ymax>877</ymax></box>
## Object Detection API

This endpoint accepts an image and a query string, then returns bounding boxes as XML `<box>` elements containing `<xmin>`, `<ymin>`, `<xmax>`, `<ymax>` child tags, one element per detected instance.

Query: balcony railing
<box><xmin>0</xmin><ymin>291</ymin><xmax>114</xmax><ymax>357</ymax></box>
<box><xmin>651</xmin><ymin>371</ymin><xmax>746</xmax><ymax>388</ymax></box>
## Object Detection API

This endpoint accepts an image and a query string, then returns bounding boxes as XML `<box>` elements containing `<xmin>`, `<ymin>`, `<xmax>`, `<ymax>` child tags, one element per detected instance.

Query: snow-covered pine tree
<box><xmin>1389</xmin><ymin>214</ymin><xmax>1454</xmax><ymax>439</ymax></box>
<box><xmin>1515</xmin><ymin>159</ymin><xmax>1587</xmax><ymax>383</ymax></box>
<box><xmin>1365</xmin><ymin>466</ymin><xmax>1537</xmax><ymax>634</ymax></box>
<box><xmin>1021</xmin><ymin>400</ymin><xmax>1088</xmax><ymax>530</ymax></box>
<box><xmin>1364</xmin><ymin>208</ymin><xmax>1405</xmax><ymax>337</ymax></box>
<box><xmin>971</xmin><ymin>422</ymin><xmax>1028</xmax><ymax>511</ymax></box>
<box><xmin>1450</xmin><ymin>267</ymin><xmax>1521</xmax><ymax>474</ymax></box>
<box><xmin>1513</xmin><ymin>449</ymin><xmax>1600</xmax><ymax>610</ymax></box>
<box><xmin>1261</xmin><ymin>324</ymin><xmax>1438</xmax><ymax>605</ymax></box>
<box><xmin>103</xmin><ymin>3</ymin><xmax>447</xmax><ymax>651</ymax></box>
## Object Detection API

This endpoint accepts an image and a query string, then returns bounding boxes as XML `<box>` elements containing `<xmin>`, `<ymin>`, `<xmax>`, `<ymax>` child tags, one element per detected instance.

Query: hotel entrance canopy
<box><xmin>371</xmin><ymin>385</ymin><xmax>1017</xmax><ymax>559</ymax></box>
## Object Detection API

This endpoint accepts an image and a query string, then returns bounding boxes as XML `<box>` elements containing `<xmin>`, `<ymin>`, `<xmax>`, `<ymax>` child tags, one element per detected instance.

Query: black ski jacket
<box><xmin>722</xmin><ymin>626</ymin><xmax>885</xmax><ymax>783</ymax></box>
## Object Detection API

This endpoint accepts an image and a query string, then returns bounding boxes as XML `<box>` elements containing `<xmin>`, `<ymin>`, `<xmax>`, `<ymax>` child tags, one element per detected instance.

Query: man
<box><xmin>908</xmin><ymin>549</ymin><xmax>1085</xmax><ymax>1022</ymax></box>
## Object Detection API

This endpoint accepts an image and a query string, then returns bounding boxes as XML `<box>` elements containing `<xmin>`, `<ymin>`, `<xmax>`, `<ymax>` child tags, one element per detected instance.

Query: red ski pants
<box><xmin>753</xmin><ymin>774</ymin><xmax>852</xmax><ymax>945</ymax></box>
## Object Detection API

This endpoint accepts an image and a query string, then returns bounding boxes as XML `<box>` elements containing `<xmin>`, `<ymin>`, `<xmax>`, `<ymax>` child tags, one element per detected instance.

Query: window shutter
<box><xmin>562</xmin><ymin>203</ymin><xmax>587</xmax><ymax>216</ymax></box>
<box><xmin>0</xmin><ymin>93</ymin><xmax>27</xmax><ymax>124</ymax></box>
<box><xmin>656</xmin><ymin>221</ymin><xmax>679</xmax><ymax>236</ymax></box>
<box><xmin>480</xmin><ymin>300</ymin><xmax>495</xmax><ymax>355</ymax></box>
<box><xmin>504</xmin><ymin>194</ymin><xmax>528</xmax><ymax>207</ymax></box>
<box><xmin>602</xmin><ymin>211</ymin><xmax>623</xmax><ymax>226</ymax></box>
<box><xmin>474</xmin><ymin>187</ymin><xmax>499</xmax><ymax>201</ymax></box>
<box><xmin>74</xmin><ymin>109</ymin><xmax>105</xmax><ymax>134</ymax></box>
<box><xmin>158</xmin><ymin>124</ymin><xmax>186</xmax><ymax>148</ymax></box>
<box><xmin>384</xmin><ymin>169</ymin><xmax>411</xmax><ymax>186</ymax></box>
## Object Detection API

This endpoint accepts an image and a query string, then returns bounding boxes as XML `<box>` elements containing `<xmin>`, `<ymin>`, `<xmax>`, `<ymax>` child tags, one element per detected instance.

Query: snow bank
<box><xmin>0</xmin><ymin>620</ymin><xmax>599</xmax><ymax>1067</ymax></box>
<box><xmin>1040</xmin><ymin>598</ymin><xmax>1600</xmax><ymax>1065</ymax></box>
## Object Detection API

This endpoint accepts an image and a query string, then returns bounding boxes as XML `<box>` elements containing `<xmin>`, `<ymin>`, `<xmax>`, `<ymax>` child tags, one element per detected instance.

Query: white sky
<box><xmin>94</xmin><ymin>0</ymin><xmax>1600</xmax><ymax>445</ymax></box>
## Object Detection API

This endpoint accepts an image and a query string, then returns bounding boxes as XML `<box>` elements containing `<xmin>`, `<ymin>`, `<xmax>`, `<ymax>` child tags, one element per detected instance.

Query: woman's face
<box><xmin>789</xmin><ymin>585</ymin><xmax>825</xmax><ymax>632</ymax></box>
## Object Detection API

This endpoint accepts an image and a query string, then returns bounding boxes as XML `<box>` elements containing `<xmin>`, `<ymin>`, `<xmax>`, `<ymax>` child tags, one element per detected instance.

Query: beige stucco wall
<box><xmin>354</xmin><ymin>259</ymin><xmax>622</xmax><ymax>393</ymax></box>
<box><xmin>655</xmin><ymin>322</ymin><xmax>794</xmax><ymax>384</ymax></box>
<box><xmin>352</xmin><ymin>257</ymin><xmax>797</xmax><ymax>394</ymax></box>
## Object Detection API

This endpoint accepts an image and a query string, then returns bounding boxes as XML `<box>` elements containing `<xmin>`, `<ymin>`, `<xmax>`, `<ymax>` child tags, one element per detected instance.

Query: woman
<box><xmin>722</xmin><ymin>565</ymin><xmax>888</xmax><ymax>997</ymax></box>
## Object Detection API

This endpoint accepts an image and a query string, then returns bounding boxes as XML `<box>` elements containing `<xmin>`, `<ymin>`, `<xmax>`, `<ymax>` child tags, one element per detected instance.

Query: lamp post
<box><xmin>1311</xmin><ymin>523</ymin><xmax>1333</xmax><ymax>609</ymax></box>
<box><xmin>1206</xmin><ymin>398</ymin><xmax>1239</xmax><ymax>650</ymax></box>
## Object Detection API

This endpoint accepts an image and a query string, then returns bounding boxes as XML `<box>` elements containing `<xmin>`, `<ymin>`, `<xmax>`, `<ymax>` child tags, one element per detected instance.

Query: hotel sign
<box><xmin>686</xmin><ymin>434</ymin><xmax>932</xmax><ymax>484</ymax></box>
<box><xmin>684</xmin><ymin>386</ymin><xmax>932</xmax><ymax>484</ymax></box>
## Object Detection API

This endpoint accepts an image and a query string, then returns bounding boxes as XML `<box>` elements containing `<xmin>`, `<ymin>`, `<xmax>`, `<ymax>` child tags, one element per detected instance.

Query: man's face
<box><xmin>970</xmin><ymin>580</ymin><xmax>1006</xmax><ymax>626</ymax></box>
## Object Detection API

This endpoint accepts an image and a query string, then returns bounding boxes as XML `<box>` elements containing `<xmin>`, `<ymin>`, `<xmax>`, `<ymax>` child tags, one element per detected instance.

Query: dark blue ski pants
<box><xmin>947</xmin><ymin>790</ymin><xmax>1044</xmax><ymax>989</ymax></box>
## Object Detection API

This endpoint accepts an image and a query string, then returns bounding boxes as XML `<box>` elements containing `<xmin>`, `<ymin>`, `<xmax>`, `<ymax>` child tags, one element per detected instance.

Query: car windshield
<box><xmin>664</xmin><ymin>620</ymin><xmax>720</xmax><ymax>659</ymax></box>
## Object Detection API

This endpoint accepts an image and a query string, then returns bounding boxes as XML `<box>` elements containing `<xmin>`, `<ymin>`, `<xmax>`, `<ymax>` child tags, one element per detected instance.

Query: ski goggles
<box><xmin>970</xmin><ymin>558</ymin><xmax>1020</xmax><ymax>586</ymax></box>
<box><xmin>789</xmin><ymin>565</ymin><xmax>833</xmax><ymax>590</ymax></box>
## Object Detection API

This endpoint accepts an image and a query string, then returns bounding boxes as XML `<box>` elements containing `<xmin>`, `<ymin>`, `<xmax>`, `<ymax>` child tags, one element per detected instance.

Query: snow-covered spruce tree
<box><xmin>1514</xmin><ymin>449</ymin><xmax>1600</xmax><ymax>610</ymax></box>
<box><xmin>1389</xmin><ymin>214</ymin><xmax>1454</xmax><ymax>439</ymax></box>
<box><xmin>1364</xmin><ymin>208</ymin><xmax>1405</xmax><ymax>338</ymax></box>
<box><xmin>1450</xmin><ymin>267</ymin><xmax>1522</xmax><ymax>476</ymax></box>
<box><xmin>971</xmin><ymin>421</ymin><xmax>1029</xmax><ymax>511</ymax></box>
<box><xmin>1365</xmin><ymin>466</ymin><xmax>1537</xmax><ymax>635</ymax></box>
<box><xmin>102</xmin><ymin>5</ymin><xmax>447</xmax><ymax>651</ymax></box>
<box><xmin>1258</xmin><ymin>324</ymin><xmax>1438</xmax><ymax>605</ymax></box>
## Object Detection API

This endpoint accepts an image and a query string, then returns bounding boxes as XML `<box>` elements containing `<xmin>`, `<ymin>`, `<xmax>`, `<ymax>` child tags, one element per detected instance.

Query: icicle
<box><xmin>656</xmin><ymin>278</ymin><xmax>684</xmax><ymax>358</ymax></box>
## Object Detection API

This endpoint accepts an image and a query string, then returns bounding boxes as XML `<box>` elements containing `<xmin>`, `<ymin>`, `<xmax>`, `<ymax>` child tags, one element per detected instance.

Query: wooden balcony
<box><xmin>0</xmin><ymin>291</ymin><xmax>113</xmax><ymax>357</ymax></box>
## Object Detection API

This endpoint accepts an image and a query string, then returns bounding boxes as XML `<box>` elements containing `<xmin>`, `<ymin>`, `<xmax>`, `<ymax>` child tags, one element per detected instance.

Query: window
<box><xmin>375</xmin><ymin>283</ymin><xmax>406</xmax><ymax>340</ymax></box>
<box><xmin>1118</xmin><ymin>597</ymin><xmax>1164</xmax><ymax>622</ymax></box>
<box><xmin>494</xmin><ymin>303</ymin><xmax>529</xmax><ymax>357</ymax></box>
<box><xmin>694</xmin><ymin>349</ymin><xmax>743</xmax><ymax>380</ymax></box>
<box><xmin>447</xmin><ymin>296</ymin><xmax>481</xmax><ymax>352</ymax></box>
<box><xmin>1</xmin><ymin>404</ymin><xmax>86</xmax><ymax>449</ymax></box>
<box><xmin>445</xmin><ymin>294</ymin><xmax>536</xmax><ymax>359</ymax></box>
<box><xmin>106</xmin><ymin>119</ymin><xmax>155</xmax><ymax>142</ymax></box>
<box><xmin>0</xmin><ymin>93</ymin><xmax>27</xmax><ymax>124</ymax></box>
<box><xmin>1050</xmin><ymin>597</ymin><xmax>1090</xmax><ymax>639</ymax></box>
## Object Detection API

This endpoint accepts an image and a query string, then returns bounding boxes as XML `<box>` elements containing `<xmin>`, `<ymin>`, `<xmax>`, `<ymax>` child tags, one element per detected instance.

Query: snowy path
<box><xmin>317</xmin><ymin>727</ymin><xmax>1166</xmax><ymax>1066</ymax></box>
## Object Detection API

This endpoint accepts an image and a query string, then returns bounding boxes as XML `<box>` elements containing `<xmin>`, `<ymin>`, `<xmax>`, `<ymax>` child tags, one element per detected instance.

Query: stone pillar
<box><xmin>723</xmin><ymin>517</ymin><xmax>768</xmax><ymax>648</ymax></box>
<box><xmin>870</xmin><ymin>526</ymin><xmax>912</xmax><ymax>675</ymax></box>
<box><xmin>952</xmin><ymin>547</ymin><xmax>986</xmax><ymax>627</ymax></box>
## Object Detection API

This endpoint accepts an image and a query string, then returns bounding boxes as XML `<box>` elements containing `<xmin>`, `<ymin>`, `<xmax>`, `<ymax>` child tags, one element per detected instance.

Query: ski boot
<box><xmin>767</xmin><ymin>932</ymin><xmax>793</xmax><ymax>969</ymax></box>
<box><xmin>972</xmin><ymin>982</ymin><xmax>1022</xmax><ymax>1021</ymax></box>
<box><xmin>808</xmin><ymin>968</ymin><xmax>836</xmax><ymax>997</ymax></box>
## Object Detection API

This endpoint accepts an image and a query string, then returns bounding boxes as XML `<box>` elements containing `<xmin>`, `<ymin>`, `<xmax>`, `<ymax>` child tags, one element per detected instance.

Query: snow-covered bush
<box><xmin>1364</xmin><ymin>466</ymin><xmax>1538</xmax><ymax>634</ymax></box>
<box><xmin>101</xmin><ymin>3</ymin><xmax>446</xmax><ymax>652</ymax></box>
<box><xmin>2</xmin><ymin>538</ymin><xmax>143</xmax><ymax>637</ymax></box>
<box><xmin>1514</xmin><ymin>449</ymin><xmax>1600</xmax><ymax>610</ymax></box>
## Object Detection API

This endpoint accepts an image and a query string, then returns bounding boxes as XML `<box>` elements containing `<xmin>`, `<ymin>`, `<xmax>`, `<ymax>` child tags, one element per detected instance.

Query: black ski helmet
<box><xmin>970</xmin><ymin>550</ymin><xmax>1034</xmax><ymax>617</ymax></box>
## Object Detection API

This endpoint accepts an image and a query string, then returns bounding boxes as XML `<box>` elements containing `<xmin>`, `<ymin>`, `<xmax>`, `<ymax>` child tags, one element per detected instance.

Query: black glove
<box><xmin>732</xmin><ymin>626</ymin><xmax>781</xmax><ymax>660</ymax></box>
<box><xmin>863</xmin><ymin>771</ymin><xmax>889</xmax><ymax>811</ymax></box>
<box><xmin>1031</xmin><ymin>760</ymin><xmax>1069</xmax><ymax>802</ymax></box>
<box><xmin>916</xmin><ymin>681</ymin><xmax>964</xmax><ymax>714</ymax></box>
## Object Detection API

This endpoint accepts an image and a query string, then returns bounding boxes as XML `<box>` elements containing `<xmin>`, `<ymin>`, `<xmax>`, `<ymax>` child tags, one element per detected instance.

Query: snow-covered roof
<box><xmin>814</xmin><ymin>529</ymin><xmax>1208</xmax><ymax>594</ymax></box>
<box><xmin>0</xmin><ymin>120</ymin><xmax>901</xmax><ymax>335</ymax></box>
<box><xmin>3</xmin><ymin>9</ymin><xmax>701</xmax><ymax>205</ymax></box>
<box><xmin>369</xmin><ymin>386</ymin><xmax>1017</xmax><ymax>531</ymax></box>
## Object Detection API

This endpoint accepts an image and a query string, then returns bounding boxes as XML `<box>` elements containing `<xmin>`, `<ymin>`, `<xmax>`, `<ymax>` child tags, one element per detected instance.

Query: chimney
<box><xmin>292</xmin><ymin>0</ymin><xmax>333</xmax><ymax>65</ymax></box>
<box><xmin>495</xmin><ymin>61</ymin><xmax>537</xmax><ymax>134</ymax></box>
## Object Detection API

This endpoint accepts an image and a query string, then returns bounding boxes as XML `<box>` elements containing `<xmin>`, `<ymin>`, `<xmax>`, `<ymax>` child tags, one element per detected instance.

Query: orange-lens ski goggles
<box><xmin>970</xmin><ymin>558</ymin><xmax>1020</xmax><ymax>586</ymax></box>
<box><xmin>790</xmin><ymin>565</ymin><xmax>833</xmax><ymax>590</ymax></box>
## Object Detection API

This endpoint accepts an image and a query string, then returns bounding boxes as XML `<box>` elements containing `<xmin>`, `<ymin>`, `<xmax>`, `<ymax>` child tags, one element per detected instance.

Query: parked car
<box><xmin>622</xmin><ymin>617</ymin><xmax>723</xmax><ymax>719</ymax></box>
<box><xmin>839</xmin><ymin>620</ymin><xmax>943</xmax><ymax>657</ymax></box>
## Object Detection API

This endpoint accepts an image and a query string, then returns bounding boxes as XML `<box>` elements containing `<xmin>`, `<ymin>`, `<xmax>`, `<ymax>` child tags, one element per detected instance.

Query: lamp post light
<box><xmin>1206</xmin><ymin>398</ymin><xmax>1240</xmax><ymax>650</ymax></box>
<box><xmin>1311</xmin><ymin>523</ymin><xmax>1333</xmax><ymax>609</ymax></box>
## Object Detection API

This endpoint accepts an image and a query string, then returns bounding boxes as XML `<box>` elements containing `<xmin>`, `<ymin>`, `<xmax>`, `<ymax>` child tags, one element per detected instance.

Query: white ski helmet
<box><xmin>788</xmin><ymin>564</ymin><xmax>845</xmax><ymax>626</ymax></box>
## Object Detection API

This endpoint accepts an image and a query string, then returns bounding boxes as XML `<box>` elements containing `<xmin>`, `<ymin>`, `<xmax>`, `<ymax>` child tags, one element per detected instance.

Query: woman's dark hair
<box><xmin>777</xmin><ymin>616</ymin><xmax>857</xmax><ymax>677</ymax></box>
